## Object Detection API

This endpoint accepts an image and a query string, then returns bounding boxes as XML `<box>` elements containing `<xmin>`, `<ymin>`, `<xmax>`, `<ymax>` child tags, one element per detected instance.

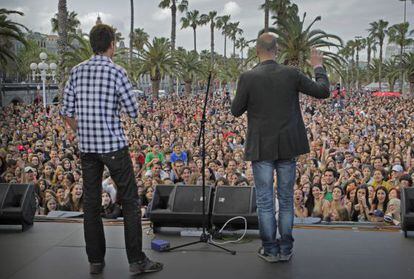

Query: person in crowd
<box><xmin>101</xmin><ymin>191</ymin><xmax>121</xmax><ymax>219</ymax></box>
<box><xmin>351</xmin><ymin>185</ymin><xmax>371</xmax><ymax>222</ymax></box>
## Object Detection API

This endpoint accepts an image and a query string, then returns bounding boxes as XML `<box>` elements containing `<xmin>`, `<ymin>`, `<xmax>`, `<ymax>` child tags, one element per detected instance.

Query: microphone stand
<box><xmin>164</xmin><ymin>71</ymin><xmax>236</xmax><ymax>255</ymax></box>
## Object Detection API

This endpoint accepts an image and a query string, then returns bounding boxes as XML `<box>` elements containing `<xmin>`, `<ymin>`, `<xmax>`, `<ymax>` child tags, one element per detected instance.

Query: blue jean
<box><xmin>252</xmin><ymin>158</ymin><xmax>296</xmax><ymax>256</ymax></box>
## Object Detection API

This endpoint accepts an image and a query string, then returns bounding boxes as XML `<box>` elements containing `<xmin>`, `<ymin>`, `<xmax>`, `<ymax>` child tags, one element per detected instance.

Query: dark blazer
<box><xmin>231</xmin><ymin>60</ymin><xmax>330</xmax><ymax>161</ymax></box>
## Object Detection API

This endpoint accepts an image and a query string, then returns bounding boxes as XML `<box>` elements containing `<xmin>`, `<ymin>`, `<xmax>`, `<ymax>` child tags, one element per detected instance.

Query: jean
<box><xmin>252</xmin><ymin>158</ymin><xmax>296</xmax><ymax>256</ymax></box>
<box><xmin>80</xmin><ymin>147</ymin><xmax>146</xmax><ymax>264</ymax></box>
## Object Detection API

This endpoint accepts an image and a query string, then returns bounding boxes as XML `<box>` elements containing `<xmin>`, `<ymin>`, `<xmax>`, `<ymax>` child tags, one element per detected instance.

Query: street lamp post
<box><xmin>30</xmin><ymin>52</ymin><xmax>57</xmax><ymax>108</ymax></box>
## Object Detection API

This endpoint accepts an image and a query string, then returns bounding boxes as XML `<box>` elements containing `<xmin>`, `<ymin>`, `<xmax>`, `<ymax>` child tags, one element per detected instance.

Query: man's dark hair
<box><xmin>89</xmin><ymin>24</ymin><xmax>115</xmax><ymax>54</ymax></box>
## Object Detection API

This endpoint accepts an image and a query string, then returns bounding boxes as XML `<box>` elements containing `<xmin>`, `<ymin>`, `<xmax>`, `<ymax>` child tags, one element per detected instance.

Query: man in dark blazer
<box><xmin>231</xmin><ymin>33</ymin><xmax>330</xmax><ymax>263</ymax></box>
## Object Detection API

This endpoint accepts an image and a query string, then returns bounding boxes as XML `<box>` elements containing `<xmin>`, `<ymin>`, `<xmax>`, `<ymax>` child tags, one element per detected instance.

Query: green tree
<box><xmin>387</xmin><ymin>22</ymin><xmax>414</xmax><ymax>94</ymax></box>
<box><xmin>364</xmin><ymin>36</ymin><xmax>376</xmax><ymax>66</ymax></box>
<box><xmin>235</xmin><ymin>37</ymin><xmax>249</xmax><ymax>61</ymax></box>
<box><xmin>129</xmin><ymin>0</ymin><xmax>134</xmax><ymax>66</ymax></box>
<box><xmin>216</xmin><ymin>15</ymin><xmax>231</xmax><ymax>58</ymax></box>
<box><xmin>176</xmin><ymin>49</ymin><xmax>204</xmax><ymax>95</ymax></box>
<box><xmin>200</xmin><ymin>11</ymin><xmax>218</xmax><ymax>66</ymax></box>
<box><xmin>0</xmin><ymin>9</ymin><xmax>28</xmax><ymax>67</ymax></box>
<box><xmin>63</xmin><ymin>34</ymin><xmax>93</xmax><ymax>70</ymax></box>
<box><xmin>368</xmin><ymin>19</ymin><xmax>389</xmax><ymax>91</ymax></box>
<box><xmin>158</xmin><ymin>0</ymin><xmax>188</xmax><ymax>50</ymax></box>
<box><xmin>383</xmin><ymin>58</ymin><xmax>400</xmax><ymax>92</ymax></box>
<box><xmin>132</xmin><ymin>28</ymin><xmax>149</xmax><ymax>53</ymax></box>
<box><xmin>181</xmin><ymin>10</ymin><xmax>202</xmax><ymax>52</ymax></box>
<box><xmin>51</xmin><ymin>11</ymin><xmax>80</xmax><ymax>35</ymax></box>
<box><xmin>402</xmin><ymin>52</ymin><xmax>414</xmax><ymax>97</ymax></box>
<box><xmin>138</xmin><ymin>37</ymin><xmax>176</xmax><ymax>98</ymax></box>
<box><xmin>57</xmin><ymin>0</ymin><xmax>68</xmax><ymax>99</ymax></box>
<box><xmin>227</xmin><ymin>22</ymin><xmax>243</xmax><ymax>57</ymax></box>
<box><xmin>268</xmin><ymin>12</ymin><xmax>343</xmax><ymax>74</ymax></box>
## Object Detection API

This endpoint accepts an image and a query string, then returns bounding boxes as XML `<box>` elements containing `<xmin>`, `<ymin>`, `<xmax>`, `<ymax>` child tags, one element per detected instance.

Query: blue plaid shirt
<box><xmin>60</xmin><ymin>55</ymin><xmax>139</xmax><ymax>154</ymax></box>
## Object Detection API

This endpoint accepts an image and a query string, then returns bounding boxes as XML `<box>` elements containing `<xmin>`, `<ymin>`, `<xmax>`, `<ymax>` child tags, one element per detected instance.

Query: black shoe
<box><xmin>129</xmin><ymin>257</ymin><xmax>163</xmax><ymax>275</ymax></box>
<box><xmin>89</xmin><ymin>261</ymin><xmax>105</xmax><ymax>274</ymax></box>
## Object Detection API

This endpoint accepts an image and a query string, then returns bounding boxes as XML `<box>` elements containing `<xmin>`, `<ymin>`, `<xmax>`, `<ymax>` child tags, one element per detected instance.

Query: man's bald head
<box><xmin>256</xmin><ymin>33</ymin><xmax>277</xmax><ymax>53</ymax></box>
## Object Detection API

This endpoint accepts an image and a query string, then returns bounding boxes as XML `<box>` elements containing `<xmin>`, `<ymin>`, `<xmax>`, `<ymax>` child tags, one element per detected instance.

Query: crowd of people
<box><xmin>0</xmin><ymin>90</ymin><xmax>413</xmax><ymax>225</ymax></box>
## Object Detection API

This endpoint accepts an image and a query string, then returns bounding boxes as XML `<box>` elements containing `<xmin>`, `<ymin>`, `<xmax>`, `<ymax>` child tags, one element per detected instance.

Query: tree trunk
<box><xmin>152</xmin><ymin>79</ymin><xmax>160</xmax><ymax>99</ymax></box>
<box><xmin>389</xmin><ymin>81</ymin><xmax>395</xmax><ymax>92</ymax></box>
<box><xmin>367</xmin><ymin>46</ymin><xmax>371</xmax><ymax>66</ymax></box>
<box><xmin>233</xmin><ymin>40</ymin><xmax>236</xmax><ymax>57</ymax></box>
<box><xmin>129</xmin><ymin>0</ymin><xmax>134</xmax><ymax>67</ymax></box>
<box><xmin>57</xmin><ymin>0</ymin><xmax>68</xmax><ymax>101</ymax></box>
<box><xmin>399</xmin><ymin>44</ymin><xmax>404</xmax><ymax>95</ymax></box>
<box><xmin>224</xmin><ymin>34</ymin><xmax>227</xmax><ymax>58</ymax></box>
<box><xmin>193</xmin><ymin>27</ymin><xmax>197</xmax><ymax>52</ymax></box>
<box><xmin>171</xmin><ymin>0</ymin><xmax>176</xmax><ymax>50</ymax></box>
<box><xmin>210</xmin><ymin>21</ymin><xmax>214</xmax><ymax>66</ymax></box>
<box><xmin>184</xmin><ymin>80</ymin><xmax>192</xmax><ymax>95</ymax></box>
<box><xmin>264</xmin><ymin>0</ymin><xmax>269</xmax><ymax>33</ymax></box>
<box><xmin>379</xmin><ymin>42</ymin><xmax>383</xmax><ymax>92</ymax></box>
<box><xmin>356</xmin><ymin>50</ymin><xmax>360</xmax><ymax>89</ymax></box>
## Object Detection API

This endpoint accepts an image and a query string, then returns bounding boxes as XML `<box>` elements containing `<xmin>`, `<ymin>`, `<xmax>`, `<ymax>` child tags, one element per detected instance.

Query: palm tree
<box><xmin>350</xmin><ymin>38</ymin><xmax>364</xmax><ymax>89</ymax></box>
<box><xmin>63</xmin><ymin>34</ymin><xmax>93</xmax><ymax>70</ymax></box>
<box><xmin>200</xmin><ymin>11</ymin><xmax>218</xmax><ymax>66</ymax></box>
<box><xmin>0</xmin><ymin>8</ymin><xmax>28</xmax><ymax>67</ymax></box>
<box><xmin>181</xmin><ymin>10</ymin><xmax>202</xmax><ymax>52</ymax></box>
<box><xmin>138</xmin><ymin>37</ymin><xmax>176</xmax><ymax>98</ymax></box>
<box><xmin>132</xmin><ymin>28</ymin><xmax>149</xmax><ymax>53</ymax></box>
<box><xmin>368</xmin><ymin>19</ymin><xmax>389</xmax><ymax>91</ymax></box>
<box><xmin>364</xmin><ymin>36</ymin><xmax>376</xmax><ymax>66</ymax></box>
<box><xmin>387</xmin><ymin>22</ymin><xmax>414</xmax><ymax>94</ymax></box>
<box><xmin>383</xmin><ymin>58</ymin><xmax>400</xmax><ymax>92</ymax></box>
<box><xmin>269</xmin><ymin>13</ymin><xmax>343</xmax><ymax>73</ymax></box>
<box><xmin>216</xmin><ymin>15</ymin><xmax>231</xmax><ymax>58</ymax></box>
<box><xmin>227</xmin><ymin>22</ymin><xmax>243</xmax><ymax>57</ymax></box>
<box><xmin>112</xmin><ymin>27</ymin><xmax>124</xmax><ymax>46</ymax></box>
<box><xmin>402</xmin><ymin>52</ymin><xmax>414</xmax><ymax>97</ymax></box>
<box><xmin>338</xmin><ymin>44</ymin><xmax>354</xmax><ymax>90</ymax></box>
<box><xmin>268</xmin><ymin>0</ymin><xmax>294</xmax><ymax>29</ymax></box>
<box><xmin>262</xmin><ymin>0</ymin><xmax>270</xmax><ymax>33</ymax></box>
<box><xmin>158</xmin><ymin>0</ymin><xmax>188</xmax><ymax>50</ymax></box>
<box><xmin>57</xmin><ymin>0</ymin><xmax>68</xmax><ymax>99</ymax></box>
<box><xmin>51</xmin><ymin>11</ymin><xmax>80</xmax><ymax>35</ymax></box>
<box><xmin>176</xmin><ymin>49</ymin><xmax>204</xmax><ymax>95</ymax></box>
<box><xmin>235</xmin><ymin>37</ymin><xmax>249</xmax><ymax>61</ymax></box>
<box><xmin>129</xmin><ymin>0</ymin><xmax>134</xmax><ymax>66</ymax></box>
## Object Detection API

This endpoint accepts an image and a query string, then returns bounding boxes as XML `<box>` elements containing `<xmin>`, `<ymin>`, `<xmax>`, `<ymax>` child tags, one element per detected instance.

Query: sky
<box><xmin>2</xmin><ymin>0</ymin><xmax>414</xmax><ymax>60</ymax></box>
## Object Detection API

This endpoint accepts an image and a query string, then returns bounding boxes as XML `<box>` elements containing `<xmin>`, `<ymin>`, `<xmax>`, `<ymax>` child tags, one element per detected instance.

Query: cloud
<box><xmin>223</xmin><ymin>1</ymin><xmax>241</xmax><ymax>16</ymax></box>
<box><xmin>152</xmin><ymin>8</ymin><xmax>170</xmax><ymax>21</ymax></box>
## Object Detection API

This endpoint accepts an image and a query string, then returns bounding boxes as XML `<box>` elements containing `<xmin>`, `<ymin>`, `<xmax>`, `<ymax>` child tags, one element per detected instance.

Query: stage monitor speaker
<box><xmin>401</xmin><ymin>187</ymin><xmax>414</xmax><ymax>238</ymax></box>
<box><xmin>149</xmin><ymin>185</ymin><xmax>213</xmax><ymax>230</ymax></box>
<box><xmin>212</xmin><ymin>186</ymin><xmax>258</xmax><ymax>230</ymax></box>
<box><xmin>0</xmin><ymin>183</ymin><xmax>36</xmax><ymax>231</ymax></box>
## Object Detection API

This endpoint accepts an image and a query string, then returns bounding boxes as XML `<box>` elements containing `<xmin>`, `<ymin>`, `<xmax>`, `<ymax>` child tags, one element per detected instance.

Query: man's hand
<box><xmin>310</xmin><ymin>48</ymin><xmax>323</xmax><ymax>68</ymax></box>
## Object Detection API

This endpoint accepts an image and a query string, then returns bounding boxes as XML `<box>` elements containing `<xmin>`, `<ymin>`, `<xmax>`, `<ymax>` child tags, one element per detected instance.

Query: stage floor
<box><xmin>0</xmin><ymin>222</ymin><xmax>413</xmax><ymax>279</ymax></box>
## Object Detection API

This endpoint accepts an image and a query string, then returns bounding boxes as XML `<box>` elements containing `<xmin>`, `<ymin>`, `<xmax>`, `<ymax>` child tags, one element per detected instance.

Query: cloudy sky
<box><xmin>2</xmin><ymin>0</ymin><xmax>414</xmax><ymax>60</ymax></box>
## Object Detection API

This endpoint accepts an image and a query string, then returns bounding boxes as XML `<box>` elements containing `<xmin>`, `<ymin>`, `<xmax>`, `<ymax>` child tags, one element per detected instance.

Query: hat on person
<box><xmin>391</xmin><ymin>165</ymin><xmax>403</xmax><ymax>172</ymax></box>
<box><xmin>24</xmin><ymin>166</ymin><xmax>36</xmax><ymax>173</ymax></box>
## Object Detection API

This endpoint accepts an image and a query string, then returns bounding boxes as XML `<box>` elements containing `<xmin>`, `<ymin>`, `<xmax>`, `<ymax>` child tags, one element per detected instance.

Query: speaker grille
<box><xmin>214</xmin><ymin>187</ymin><xmax>251</xmax><ymax>214</ymax></box>
<box><xmin>173</xmin><ymin>186</ymin><xmax>210</xmax><ymax>213</ymax></box>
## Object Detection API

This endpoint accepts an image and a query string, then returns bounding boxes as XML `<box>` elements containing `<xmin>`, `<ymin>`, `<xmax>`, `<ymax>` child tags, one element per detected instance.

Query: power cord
<box><xmin>210</xmin><ymin>216</ymin><xmax>247</xmax><ymax>245</ymax></box>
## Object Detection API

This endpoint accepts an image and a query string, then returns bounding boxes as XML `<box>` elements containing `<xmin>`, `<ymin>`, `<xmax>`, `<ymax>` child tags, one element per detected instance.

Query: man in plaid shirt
<box><xmin>60</xmin><ymin>24</ymin><xmax>163</xmax><ymax>275</ymax></box>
